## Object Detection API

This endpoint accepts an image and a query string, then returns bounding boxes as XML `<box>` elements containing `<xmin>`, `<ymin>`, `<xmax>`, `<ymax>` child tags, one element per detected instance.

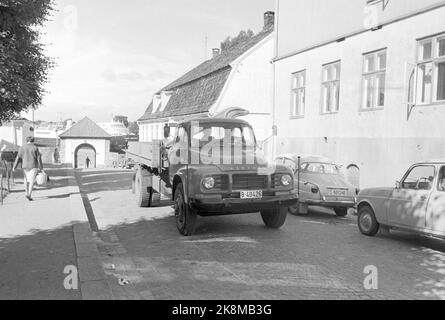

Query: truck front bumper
<box><xmin>190</xmin><ymin>192</ymin><xmax>299</xmax><ymax>216</ymax></box>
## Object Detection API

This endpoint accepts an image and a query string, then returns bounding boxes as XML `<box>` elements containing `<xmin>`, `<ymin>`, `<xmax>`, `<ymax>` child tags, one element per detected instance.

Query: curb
<box><xmin>69</xmin><ymin>169</ymin><xmax>114</xmax><ymax>300</ymax></box>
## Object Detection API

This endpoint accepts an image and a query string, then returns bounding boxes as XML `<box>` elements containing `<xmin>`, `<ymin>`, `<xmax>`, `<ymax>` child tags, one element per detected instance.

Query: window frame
<box><xmin>416</xmin><ymin>33</ymin><xmax>445</xmax><ymax>105</ymax></box>
<box><xmin>320</xmin><ymin>60</ymin><xmax>341</xmax><ymax>114</ymax></box>
<box><xmin>438</xmin><ymin>166</ymin><xmax>445</xmax><ymax>192</ymax></box>
<box><xmin>401</xmin><ymin>165</ymin><xmax>436</xmax><ymax>191</ymax></box>
<box><xmin>360</xmin><ymin>48</ymin><xmax>387</xmax><ymax>111</ymax></box>
<box><xmin>290</xmin><ymin>70</ymin><xmax>306</xmax><ymax>119</ymax></box>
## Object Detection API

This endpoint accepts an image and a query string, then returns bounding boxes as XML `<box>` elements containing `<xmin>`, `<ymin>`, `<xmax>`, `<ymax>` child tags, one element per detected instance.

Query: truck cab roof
<box><xmin>179</xmin><ymin>117</ymin><xmax>251</xmax><ymax>127</ymax></box>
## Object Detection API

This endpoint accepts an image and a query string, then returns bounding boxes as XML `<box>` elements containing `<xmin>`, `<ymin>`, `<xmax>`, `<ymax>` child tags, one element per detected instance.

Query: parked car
<box><xmin>275</xmin><ymin>154</ymin><xmax>358</xmax><ymax>216</ymax></box>
<box><xmin>357</xmin><ymin>160</ymin><xmax>445</xmax><ymax>239</ymax></box>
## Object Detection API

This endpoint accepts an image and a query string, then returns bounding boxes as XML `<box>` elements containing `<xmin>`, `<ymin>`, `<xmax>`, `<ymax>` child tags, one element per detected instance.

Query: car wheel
<box><xmin>174</xmin><ymin>183</ymin><xmax>197</xmax><ymax>236</ymax></box>
<box><xmin>334</xmin><ymin>207</ymin><xmax>348</xmax><ymax>217</ymax></box>
<box><xmin>358</xmin><ymin>205</ymin><xmax>379</xmax><ymax>236</ymax></box>
<box><xmin>288</xmin><ymin>204</ymin><xmax>299</xmax><ymax>215</ymax></box>
<box><xmin>261</xmin><ymin>208</ymin><xmax>287</xmax><ymax>229</ymax></box>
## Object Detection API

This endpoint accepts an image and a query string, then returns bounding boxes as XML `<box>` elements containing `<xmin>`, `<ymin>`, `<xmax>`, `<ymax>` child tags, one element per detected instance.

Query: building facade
<box><xmin>59</xmin><ymin>117</ymin><xmax>111</xmax><ymax>169</ymax></box>
<box><xmin>273</xmin><ymin>0</ymin><xmax>445</xmax><ymax>188</ymax></box>
<box><xmin>0</xmin><ymin>120</ymin><xmax>34</xmax><ymax>148</ymax></box>
<box><xmin>138</xmin><ymin>12</ymin><xmax>276</xmax><ymax>153</ymax></box>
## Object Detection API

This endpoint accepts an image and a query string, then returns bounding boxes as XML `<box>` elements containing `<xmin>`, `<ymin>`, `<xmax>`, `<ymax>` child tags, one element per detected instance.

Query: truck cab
<box><xmin>130</xmin><ymin>117</ymin><xmax>298</xmax><ymax>236</ymax></box>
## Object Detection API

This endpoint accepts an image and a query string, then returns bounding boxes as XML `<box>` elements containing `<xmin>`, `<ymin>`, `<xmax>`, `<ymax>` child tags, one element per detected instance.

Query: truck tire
<box><xmin>174</xmin><ymin>183</ymin><xmax>197</xmax><ymax>236</ymax></box>
<box><xmin>334</xmin><ymin>208</ymin><xmax>348</xmax><ymax>217</ymax></box>
<box><xmin>358</xmin><ymin>205</ymin><xmax>379</xmax><ymax>236</ymax></box>
<box><xmin>134</xmin><ymin>166</ymin><xmax>151</xmax><ymax>207</ymax></box>
<box><xmin>261</xmin><ymin>208</ymin><xmax>287</xmax><ymax>229</ymax></box>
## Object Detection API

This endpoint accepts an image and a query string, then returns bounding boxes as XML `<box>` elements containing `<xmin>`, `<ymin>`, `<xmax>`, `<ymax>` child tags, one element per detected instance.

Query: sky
<box><xmin>25</xmin><ymin>0</ymin><xmax>274</xmax><ymax>123</ymax></box>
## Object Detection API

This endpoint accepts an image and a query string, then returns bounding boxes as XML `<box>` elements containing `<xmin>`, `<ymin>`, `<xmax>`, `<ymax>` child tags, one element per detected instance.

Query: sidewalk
<box><xmin>0</xmin><ymin>165</ymin><xmax>112</xmax><ymax>300</ymax></box>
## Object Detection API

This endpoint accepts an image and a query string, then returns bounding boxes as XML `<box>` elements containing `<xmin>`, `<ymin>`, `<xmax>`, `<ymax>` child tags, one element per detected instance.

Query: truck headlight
<box><xmin>281</xmin><ymin>174</ymin><xmax>292</xmax><ymax>186</ymax></box>
<box><xmin>202</xmin><ymin>177</ymin><xmax>215</xmax><ymax>189</ymax></box>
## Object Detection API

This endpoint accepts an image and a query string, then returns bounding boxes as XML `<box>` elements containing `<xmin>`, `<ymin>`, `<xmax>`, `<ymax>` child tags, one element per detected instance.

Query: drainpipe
<box><xmin>271</xmin><ymin>0</ymin><xmax>280</xmax><ymax>160</ymax></box>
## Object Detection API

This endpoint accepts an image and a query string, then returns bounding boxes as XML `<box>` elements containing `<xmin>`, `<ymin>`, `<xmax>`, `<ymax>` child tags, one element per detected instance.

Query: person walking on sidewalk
<box><xmin>13</xmin><ymin>136</ymin><xmax>44</xmax><ymax>201</ymax></box>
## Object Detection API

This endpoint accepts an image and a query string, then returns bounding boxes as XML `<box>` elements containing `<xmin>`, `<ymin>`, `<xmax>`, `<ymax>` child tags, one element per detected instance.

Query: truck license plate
<box><xmin>240</xmin><ymin>190</ymin><xmax>263</xmax><ymax>199</ymax></box>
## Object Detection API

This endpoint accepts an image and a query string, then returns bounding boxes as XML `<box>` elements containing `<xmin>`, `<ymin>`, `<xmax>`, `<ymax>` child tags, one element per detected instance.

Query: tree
<box><xmin>113</xmin><ymin>115</ymin><xmax>129</xmax><ymax>128</ymax></box>
<box><xmin>128</xmin><ymin>121</ymin><xmax>139</xmax><ymax>136</ymax></box>
<box><xmin>220</xmin><ymin>29</ymin><xmax>255</xmax><ymax>53</ymax></box>
<box><xmin>0</xmin><ymin>0</ymin><xmax>54</xmax><ymax>123</ymax></box>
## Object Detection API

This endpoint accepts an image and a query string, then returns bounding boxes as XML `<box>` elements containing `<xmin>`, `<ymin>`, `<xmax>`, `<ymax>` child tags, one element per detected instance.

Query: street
<box><xmin>76</xmin><ymin>168</ymin><xmax>445</xmax><ymax>300</ymax></box>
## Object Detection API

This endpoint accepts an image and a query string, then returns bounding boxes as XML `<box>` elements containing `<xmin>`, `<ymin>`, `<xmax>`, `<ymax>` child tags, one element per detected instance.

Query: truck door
<box><xmin>388</xmin><ymin>165</ymin><xmax>435</xmax><ymax>230</ymax></box>
<box><xmin>426</xmin><ymin>166</ymin><xmax>445</xmax><ymax>235</ymax></box>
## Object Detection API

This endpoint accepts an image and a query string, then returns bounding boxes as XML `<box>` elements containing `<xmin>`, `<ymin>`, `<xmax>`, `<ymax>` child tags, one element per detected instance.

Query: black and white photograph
<box><xmin>1</xmin><ymin>0</ymin><xmax>445</xmax><ymax>306</ymax></box>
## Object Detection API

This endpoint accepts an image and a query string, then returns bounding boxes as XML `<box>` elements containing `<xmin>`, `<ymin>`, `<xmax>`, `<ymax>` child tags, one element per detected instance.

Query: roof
<box><xmin>139</xmin><ymin>28</ymin><xmax>273</xmax><ymax>122</ymax></box>
<box><xmin>419</xmin><ymin>159</ymin><xmax>445</xmax><ymax>164</ymax></box>
<box><xmin>59</xmin><ymin>117</ymin><xmax>111</xmax><ymax>139</ymax></box>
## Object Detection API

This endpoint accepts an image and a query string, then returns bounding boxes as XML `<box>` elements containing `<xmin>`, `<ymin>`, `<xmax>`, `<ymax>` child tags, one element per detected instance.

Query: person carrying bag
<box><xmin>13</xmin><ymin>136</ymin><xmax>44</xmax><ymax>201</ymax></box>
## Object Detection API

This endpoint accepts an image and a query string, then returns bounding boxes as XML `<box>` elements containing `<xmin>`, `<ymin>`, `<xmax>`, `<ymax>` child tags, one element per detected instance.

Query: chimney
<box><xmin>263</xmin><ymin>11</ymin><xmax>275</xmax><ymax>31</ymax></box>
<box><xmin>212</xmin><ymin>48</ymin><xmax>220</xmax><ymax>58</ymax></box>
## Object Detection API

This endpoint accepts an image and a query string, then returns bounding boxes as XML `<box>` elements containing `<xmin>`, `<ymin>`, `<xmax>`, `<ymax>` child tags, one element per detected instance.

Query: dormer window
<box><xmin>152</xmin><ymin>94</ymin><xmax>161</xmax><ymax>113</ymax></box>
<box><xmin>160</xmin><ymin>91</ymin><xmax>173</xmax><ymax>112</ymax></box>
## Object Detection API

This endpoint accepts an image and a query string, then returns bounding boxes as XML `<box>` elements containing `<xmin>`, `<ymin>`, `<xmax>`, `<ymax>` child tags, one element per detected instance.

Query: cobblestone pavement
<box><xmin>76</xmin><ymin>169</ymin><xmax>445</xmax><ymax>300</ymax></box>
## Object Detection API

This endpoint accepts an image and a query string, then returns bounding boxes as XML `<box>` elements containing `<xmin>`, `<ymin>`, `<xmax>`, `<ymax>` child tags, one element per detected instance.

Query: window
<box><xmin>362</xmin><ymin>49</ymin><xmax>386</xmax><ymax>109</ymax></box>
<box><xmin>416</xmin><ymin>34</ymin><xmax>445</xmax><ymax>104</ymax></box>
<box><xmin>302</xmin><ymin>162</ymin><xmax>340</xmax><ymax>175</ymax></box>
<box><xmin>291</xmin><ymin>71</ymin><xmax>306</xmax><ymax>117</ymax></box>
<box><xmin>321</xmin><ymin>61</ymin><xmax>341</xmax><ymax>113</ymax></box>
<box><xmin>402</xmin><ymin>165</ymin><xmax>436</xmax><ymax>191</ymax></box>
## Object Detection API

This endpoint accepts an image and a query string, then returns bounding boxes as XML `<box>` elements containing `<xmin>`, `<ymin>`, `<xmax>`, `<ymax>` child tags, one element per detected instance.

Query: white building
<box><xmin>138</xmin><ymin>12</ymin><xmax>276</xmax><ymax>152</ymax></box>
<box><xmin>0</xmin><ymin>120</ymin><xmax>34</xmax><ymax>148</ymax></box>
<box><xmin>59</xmin><ymin>117</ymin><xmax>111</xmax><ymax>169</ymax></box>
<box><xmin>98</xmin><ymin>121</ymin><xmax>130</xmax><ymax>137</ymax></box>
<box><xmin>273</xmin><ymin>0</ymin><xmax>445</xmax><ymax>188</ymax></box>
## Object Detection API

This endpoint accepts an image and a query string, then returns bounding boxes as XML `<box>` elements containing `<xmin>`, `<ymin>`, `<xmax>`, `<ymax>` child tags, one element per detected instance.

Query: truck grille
<box><xmin>232</xmin><ymin>174</ymin><xmax>268</xmax><ymax>190</ymax></box>
<box><xmin>213</xmin><ymin>175</ymin><xmax>229</xmax><ymax>191</ymax></box>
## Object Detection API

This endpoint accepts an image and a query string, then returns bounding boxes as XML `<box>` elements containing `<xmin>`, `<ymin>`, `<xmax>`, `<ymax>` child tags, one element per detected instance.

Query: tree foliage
<box><xmin>128</xmin><ymin>121</ymin><xmax>139</xmax><ymax>136</ymax></box>
<box><xmin>220</xmin><ymin>29</ymin><xmax>254</xmax><ymax>53</ymax></box>
<box><xmin>0</xmin><ymin>0</ymin><xmax>54</xmax><ymax>122</ymax></box>
<box><xmin>113</xmin><ymin>115</ymin><xmax>129</xmax><ymax>128</ymax></box>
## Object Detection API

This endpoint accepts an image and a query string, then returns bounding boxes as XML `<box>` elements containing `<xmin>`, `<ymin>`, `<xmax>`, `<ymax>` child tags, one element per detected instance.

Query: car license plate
<box><xmin>329</xmin><ymin>189</ymin><xmax>348</xmax><ymax>196</ymax></box>
<box><xmin>240</xmin><ymin>190</ymin><xmax>263</xmax><ymax>199</ymax></box>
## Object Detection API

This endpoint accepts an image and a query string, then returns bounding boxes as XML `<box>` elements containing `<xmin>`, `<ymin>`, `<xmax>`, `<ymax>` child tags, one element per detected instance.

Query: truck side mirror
<box><xmin>164</xmin><ymin>125</ymin><xmax>171</xmax><ymax>139</ymax></box>
<box><xmin>395</xmin><ymin>181</ymin><xmax>401</xmax><ymax>189</ymax></box>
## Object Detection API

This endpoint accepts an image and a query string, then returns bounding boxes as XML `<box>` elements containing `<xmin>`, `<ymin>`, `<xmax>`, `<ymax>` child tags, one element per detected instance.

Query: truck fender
<box><xmin>172</xmin><ymin>174</ymin><xmax>187</xmax><ymax>202</ymax></box>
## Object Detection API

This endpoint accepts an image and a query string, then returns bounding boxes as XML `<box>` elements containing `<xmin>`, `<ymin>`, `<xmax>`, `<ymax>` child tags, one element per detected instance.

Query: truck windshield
<box><xmin>191</xmin><ymin>124</ymin><xmax>256</xmax><ymax>148</ymax></box>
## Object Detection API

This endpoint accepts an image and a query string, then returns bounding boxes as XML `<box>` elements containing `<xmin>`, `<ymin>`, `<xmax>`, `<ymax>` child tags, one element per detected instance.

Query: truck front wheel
<box><xmin>261</xmin><ymin>208</ymin><xmax>287</xmax><ymax>229</ymax></box>
<box><xmin>174</xmin><ymin>183</ymin><xmax>197</xmax><ymax>236</ymax></box>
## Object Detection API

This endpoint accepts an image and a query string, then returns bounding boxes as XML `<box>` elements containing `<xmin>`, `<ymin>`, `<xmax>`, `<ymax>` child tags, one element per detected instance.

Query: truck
<box><xmin>126</xmin><ymin>117</ymin><xmax>298</xmax><ymax>236</ymax></box>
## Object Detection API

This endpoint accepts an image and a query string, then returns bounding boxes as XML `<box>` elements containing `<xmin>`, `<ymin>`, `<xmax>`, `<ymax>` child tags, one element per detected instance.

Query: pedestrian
<box><xmin>13</xmin><ymin>136</ymin><xmax>44</xmax><ymax>201</ymax></box>
<box><xmin>86</xmin><ymin>156</ymin><xmax>90</xmax><ymax>169</ymax></box>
